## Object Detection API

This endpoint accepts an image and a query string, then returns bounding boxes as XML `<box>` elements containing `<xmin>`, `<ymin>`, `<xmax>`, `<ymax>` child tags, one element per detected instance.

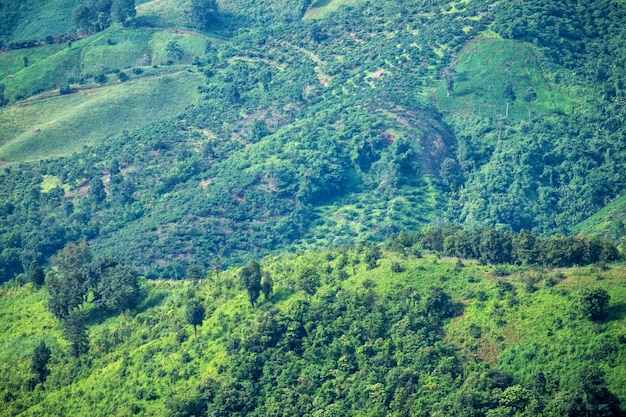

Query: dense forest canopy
<box><xmin>0</xmin><ymin>0</ymin><xmax>625</xmax><ymax>278</ymax></box>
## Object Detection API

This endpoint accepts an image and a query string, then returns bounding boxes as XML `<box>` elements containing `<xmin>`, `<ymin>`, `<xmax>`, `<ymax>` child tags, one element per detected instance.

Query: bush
<box><xmin>577</xmin><ymin>287</ymin><xmax>610</xmax><ymax>321</ymax></box>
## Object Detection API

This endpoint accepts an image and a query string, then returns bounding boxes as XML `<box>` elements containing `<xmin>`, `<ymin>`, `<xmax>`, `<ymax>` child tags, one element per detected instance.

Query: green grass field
<box><xmin>0</xmin><ymin>24</ymin><xmax>214</xmax><ymax>162</ymax></box>
<box><xmin>136</xmin><ymin>0</ymin><xmax>191</xmax><ymax>28</ymax></box>
<box><xmin>573</xmin><ymin>194</ymin><xmax>626</xmax><ymax>246</ymax></box>
<box><xmin>304</xmin><ymin>0</ymin><xmax>365</xmax><ymax>19</ymax></box>
<box><xmin>0</xmin><ymin>70</ymin><xmax>202</xmax><ymax>161</ymax></box>
<box><xmin>436</xmin><ymin>37</ymin><xmax>577</xmax><ymax>121</ymax></box>
<box><xmin>1</xmin><ymin>0</ymin><xmax>84</xmax><ymax>42</ymax></box>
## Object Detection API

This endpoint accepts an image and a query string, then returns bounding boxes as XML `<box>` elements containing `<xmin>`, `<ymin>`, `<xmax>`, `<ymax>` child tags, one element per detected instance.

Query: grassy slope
<box><xmin>0</xmin><ymin>26</ymin><xmax>211</xmax><ymax>161</ymax></box>
<box><xmin>0</xmin><ymin>70</ymin><xmax>202</xmax><ymax>161</ymax></box>
<box><xmin>436</xmin><ymin>35</ymin><xmax>576</xmax><ymax>122</ymax></box>
<box><xmin>1</xmin><ymin>252</ymin><xmax>625</xmax><ymax>415</ymax></box>
<box><xmin>304</xmin><ymin>0</ymin><xmax>366</xmax><ymax>19</ymax></box>
<box><xmin>0</xmin><ymin>0</ymin><xmax>84</xmax><ymax>42</ymax></box>
<box><xmin>573</xmin><ymin>195</ymin><xmax>626</xmax><ymax>246</ymax></box>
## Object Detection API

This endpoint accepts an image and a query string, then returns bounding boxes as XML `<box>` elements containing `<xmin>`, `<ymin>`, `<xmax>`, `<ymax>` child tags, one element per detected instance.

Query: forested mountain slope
<box><xmin>0</xmin><ymin>0</ymin><xmax>625</xmax><ymax>278</ymax></box>
<box><xmin>1</xmin><ymin>243</ymin><xmax>625</xmax><ymax>416</ymax></box>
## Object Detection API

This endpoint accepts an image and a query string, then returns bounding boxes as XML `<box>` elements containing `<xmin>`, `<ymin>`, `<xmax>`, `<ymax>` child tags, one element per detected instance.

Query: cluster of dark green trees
<box><xmin>20</xmin><ymin>241</ymin><xmax>142</xmax><ymax>389</ymax></box>
<box><xmin>44</xmin><ymin>242</ymin><xmax>141</xmax><ymax>365</ymax></box>
<box><xmin>389</xmin><ymin>226</ymin><xmax>621</xmax><ymax>267</ymax></box>
<box><xmin>72</xmin><ymin>0</ymin><xmax>136</xmax><ymax>32</ymax></box>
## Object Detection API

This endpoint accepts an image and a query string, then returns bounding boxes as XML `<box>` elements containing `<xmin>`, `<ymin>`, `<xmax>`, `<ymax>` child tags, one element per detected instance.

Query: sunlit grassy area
<box><xmin>304</xmin><ymin>0</ymin><xmax>366</xmax><ymax>19</ymax></box>
<box><xmin>436</xmin><ymin>37</ymin><xmax>577</xmax><ymax>121</ymax></box>
<box><xmin>0</xmin><ymin>70</ymin><xmax>202</xmax><ymax>161</ymax></box>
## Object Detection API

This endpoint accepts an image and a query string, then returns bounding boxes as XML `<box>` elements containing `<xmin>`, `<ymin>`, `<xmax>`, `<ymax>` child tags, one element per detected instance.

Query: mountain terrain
<box><xmin>1</xmin><ymin>0</ymin><xmax>626</xmax><ymax>414</ymax></box>
<box><xmin>0</xmin><ymin>0</ymin><xmax>624</xmax><ymax>277</ymax></box>
<box><xmin>1</xmin><ymin>241</ymin><xmax>626</xmax><ymax>416</ymax></box>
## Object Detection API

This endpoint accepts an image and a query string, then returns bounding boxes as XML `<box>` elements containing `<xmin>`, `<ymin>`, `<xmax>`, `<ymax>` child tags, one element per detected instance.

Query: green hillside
<box><xmin>2</xmin><ymin>0</ymin><xmax>626</xmax><ymax>415</ymax></box>
<box><xmin>573</xmin><ymin>195</ymin><xmax>626</xmax><ymax>248</ymax></box>
<box><xmin>0</xmin><ymin>0</ymin><xmax>625</xmax><ymax>286</ymax></box>
<box><xmin>1</xmin><ymin>244</ymin><xmax>625</xmax><ymax>416</ymax></box>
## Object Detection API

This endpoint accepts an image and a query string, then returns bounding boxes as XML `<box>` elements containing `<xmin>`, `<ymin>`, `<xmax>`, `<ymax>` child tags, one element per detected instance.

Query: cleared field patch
<box><xmin>0</xmin><ymin>70</ymin><xmax>203</xmax><ymax>162</ymax></box>
<box><xmin>304</xmin><ymin>0</ymin><xmax>365</xmax><ymax>19</ymax></box>
<box><xmin>436</xmin><ymin>37</ymin><xmax>577</xmax><ymax>121</ymax></box>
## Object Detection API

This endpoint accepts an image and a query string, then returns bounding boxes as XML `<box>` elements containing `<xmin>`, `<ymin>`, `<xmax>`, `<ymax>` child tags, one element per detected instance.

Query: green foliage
<box><xmin>190</xmin><ymin>0</ymin><xmax>218</xmax><ymax>30</ymax></box>
<box><xmin>111</xmin><ymin>0</ymin><xmax>136</xmax><ymax>25</ymax></box>
<box><xmin>31</xmin><ymin>341</ymin><xmax>51</xmax><ymax>385</ymax></box>
<box><xmin>27</xmin><ymin>260</ymin><xmax>45</xmax><ymax>288</ymax></box>
<box><xmin>239</xmin><ymin>260</ymin><xmax>262</xmax><ymax>306</ymax></box>
<box><xmin>1</xmin><ymin>247</ymin><xmax>626</xmax><ymax>415</ymax></box>
<box><xmin>577</xmin><ymin>287</ymin><xmax>611</xmax><ymax>322</ymax></box>
<box><xmin>63</xmin><ymin>310</ymin><xmax>89</xmax><ymax>357</ymax></box>
<box><xmin>185</xmin><ymin>299</ymin><xmax>205</xmax><ymax>336</ymax></box>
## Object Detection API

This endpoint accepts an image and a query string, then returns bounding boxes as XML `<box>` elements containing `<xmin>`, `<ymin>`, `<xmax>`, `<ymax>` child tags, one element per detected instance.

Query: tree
<box><xmin>547</xmin><ymin>366</ymin><xmax>622</xmax><ymax>416</ymax></box>
<box><xmin>0</xmin><ymin>83</ymin><xmax>6</xmax><ymax>106</ymax></box>
<box><xmin>239</xmin><ymin>260</ymin><xmax>262</xmax><ymax>307</ymax></box>
<box><xmin>111</xmin><ymin>0</ymin><xmax>136</xmax><ymax>25</ymax></box>
<box><xmin>425</xmin><ymin>287</ymin><xmax>455</xmax><ymax>321</ymax></box>
<box><xmin>46</xmin><ymin>271</ymin><xmax>83</xmax><ymax>320</ymax></box>
<box><xmin>190</xmin><ymin>0</ymin><xmax>218</xmax><ymax>30</ymax></box>
<box><xmin>95</xmin><ymin>265</ymin><xmax>141</xmax><ymax>313</ymax></box>
<box><xmin>479</xmin><ymin>229</ymin><xmax>512</xmax><ymax>265</ymax></box>
<box><xmin>297</xmin><ymin>266</ymin><xmax>320</xmax><ymax>296</ymax></box>
<box><xmin>31</xmin><ymin>341</ymin><xmax>51</xmax><ymax>386</ymax></box>
<box><xmin>185</xmin><ymin>299</ymin><xmax>205</xmax><ymax>337</ymax></box>
<box><xmin>440</xmin><ymin>157</ymin><xmax>463</xmax><ymax>191</ymax></box>
<box><xmin>364</xmin><ymin>244</ymin><xmax>382</xmax><ymax>270</ymax></box>
<box><xmin>166</xmin><ymin>41</ymin><xmax>185</xmax><ymax>62</ymax></box>
<box><xmin>89</xmin><ymin>177</ymin><xmax>107</xmax><ymax>204</ymax></box>
<box><xmin>64</xmin><ymin>310</ymin><xmax>89</xmax><ymax>357</ymax></box>
<box><xmin>442</xmin><ymin>66</ymin><xmax>456</xmax><ymax>97</ymax></box>
<box><xmin>523</xmin><ymin>87</ymin><xmax>537</xmax><ymax>118</ymax></box>
<box><xmin>27</xmin><ymin>260</ymin><xmax>45</xmax><ymax>288</ymax></box>
<box><xmin>577</xmin><ymin>287</ymin><xmax>610</xmax><ymax>321</ymax></box>
<box><xmin>261</xmin><ymin>273</ymin><xmax>273</xmax><ymax>301</ymax></box>
<box><xmin>503</xmin><ymin>83</ymin><xmax>516</xmax><ymax>118</ymax></box>
<box><xmin>72</xmin><ymin>4</ymin><xmax>97</xmax><ymax>33</ymax></box>
<box><xmin>51</xmin><ymin>241</ymin><xmax>91</xmax><ymax>274</ymax></box>
<box><xmin>187</xmin><ymin>264</ymin><xmax>204</xmax><ymax>283</ymax></box>
<box><xmin>47</xmin><ymin>242</ymin><xmax>91</xmax><ymax>319</ymax></box>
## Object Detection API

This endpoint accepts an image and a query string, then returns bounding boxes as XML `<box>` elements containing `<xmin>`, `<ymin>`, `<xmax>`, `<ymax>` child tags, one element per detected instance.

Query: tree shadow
<box><xmin>137</xmin><ymin>288</ymin><xmax>168</xmax><ymax>312</ymax></box>
<box><xmin>606</xmin><ymin>301</ymin><xmax>626</xmax><ymax>321</ymax></box>
<box><xmin>312</xmin><ymin>0</ymin><xmax>333</xmax><ymax>8</ymax></box>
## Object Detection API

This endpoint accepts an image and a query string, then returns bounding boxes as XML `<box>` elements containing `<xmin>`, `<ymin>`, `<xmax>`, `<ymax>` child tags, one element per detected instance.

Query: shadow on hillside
<box><xmin>312</xmin><ymin>0</ymin><xmax>333</xmax><ymax>7</ymax></box>
<box><xmin>137</xmin><ymin>288</ymin><xmax>169</xmax><ymax>311</ymax></box>
<box><xmin>607</xmin><ymin>302</ymin><xmax>626</xmax><ymax>321</ymax></box>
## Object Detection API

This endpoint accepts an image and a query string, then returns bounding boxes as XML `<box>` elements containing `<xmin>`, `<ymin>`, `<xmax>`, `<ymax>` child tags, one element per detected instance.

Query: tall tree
<box><xmin>47</xmin><ymin>242</ymin><xmax>92</xmax><ymax>319</ymax></box>
<box><xmin>95</xmin><ymin>265</ymin><xmax>141</xmax><ymax>313</ymax></box>
<box><xmin>111</xmin><ymin>0</ymin><xmax>136</xmax><ymax>25</ymax></box>
<box><xmin>190</xmin><ymin>0</ymin><xmax>218</xmax><ymax>30</ymax></box>
<box><xmin>64</xmin><ymin>310</ymin><xmax>89</xmax><ymax>357</ymax></box>
<box><xmin>185</xmin><ymin>299</ymin><xmax>205</xmax><ymax>337</ymax></box>
<box><xmin>239</xmin><ymin>260</ymin><xmax>262</xmax><ymax>307</ymax></box>
<box><xmin>187</xmin><ymin>264</ymin><xmax>204</xmax><ymax>283</ymax></box>
<box><xmin>51</xmin><ymin>241</ymin><xmax>91</xmax><ymax>275</ymax></box>
<box><xmin>261</xmin><ymin>273</ymin><xmax>273</xmax><ymax>301</ymax></box>
<box><xmin>31</xmin><ymin>341</ymin><xmax>51</xmax><ymax>386</ymax></box>
<box><xmin>577</xmin><ymin>287</ymin><xmax>611</xmax><ymax>321</ymax></box>
<box><xmin>27</xmin><ymin>260</ymin><xmax>45</xmax><ymax>288</ymax></box>
<box><xmin>46</xmin><ymin>271</ymin><xmax>83</xmax><ymax>320</ymax></box>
